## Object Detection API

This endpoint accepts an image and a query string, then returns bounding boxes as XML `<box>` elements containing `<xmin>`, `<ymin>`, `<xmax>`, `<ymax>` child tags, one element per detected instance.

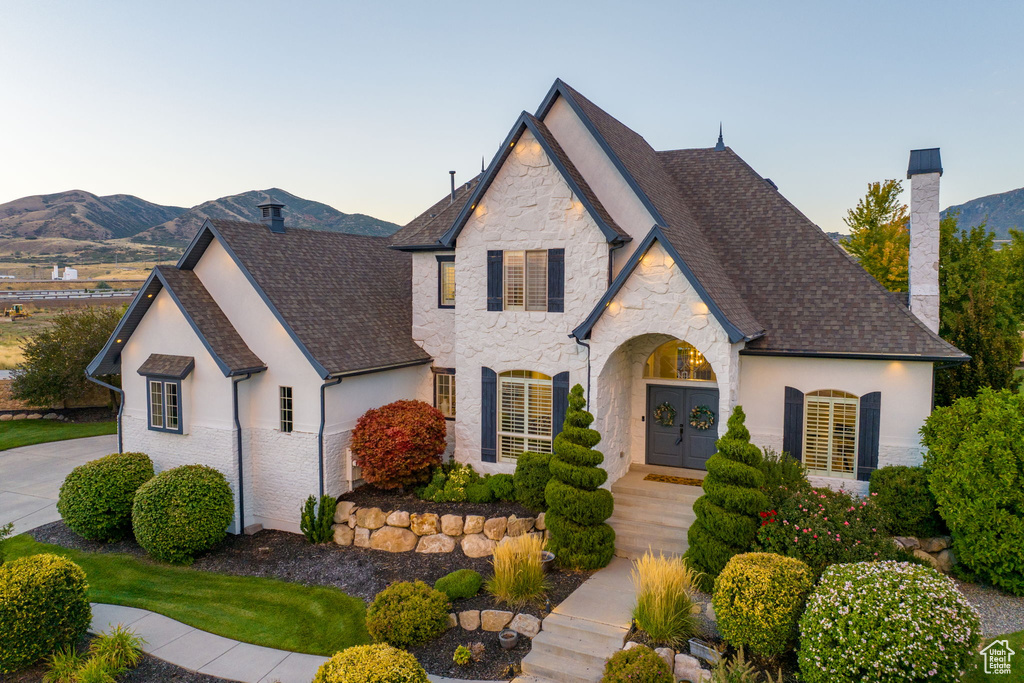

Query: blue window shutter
<box><xmin>547</xmin><ymin>248</ymin><xmax>565</xmax><ymax>313</ymax></box>
<box><xmin>552</xmin><ymin>371</ymin><xmax>570</xmax><ymax>440</ymax></box>
<box><xmin>487</xmin><ymin>251</ymin><xmax>503</xmax><ymax>311</ymax></box>
<box><xmin>857</xmin><ymin>391</ymin><xmax>881</xmax><ymax>482</ymax></box>
<box><xmin>783</xmin><ymin>386</ymin><xmax>804</xmax><ymax>461</ymax></box>
<box><xmin>481</xmin><ymin>366</ymin><xmax>497</xmax><ymax>462</ymax></box>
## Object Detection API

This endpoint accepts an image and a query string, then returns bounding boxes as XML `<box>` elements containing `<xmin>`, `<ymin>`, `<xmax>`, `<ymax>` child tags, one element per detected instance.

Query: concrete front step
<box><xmin>527</xmin><ymin>630</ymin><xmax>611</xmax><ymax>670</ymax></box>
<box><xmin>611</xmin><ymin>481</ymin><xmax>704</xmax><ymax>503</ymax></box>
<box><xmin>611</xmin><ymin>498</ymin><xmax>697</xmax><ymax>526</ymax></box>
<box><xmin>540</xmin><ymin>613</ymin><xmax>628</xmax><ymax>652</ymax></box>
<box><xmin>520</xmin><ymin>650</ymin><xmax>605</xmax><ymax>683</ymax></box>
<box><xmin>607</xmin><ymin>517</ymin><xmax>691</xmax><ymax>539</ymax></box>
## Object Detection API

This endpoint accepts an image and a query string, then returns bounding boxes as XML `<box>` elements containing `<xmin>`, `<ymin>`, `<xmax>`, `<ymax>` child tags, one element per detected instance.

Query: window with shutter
<box><xmin>503</xmin><ymin>250</ymin><xmax>547</xmax><ymax>311</ymax></box>
<box><xmin>498</xmin><ymin>370</ymin><xmax>553</xmax><ymax>463</ymax></box>
<box><xmin>803</xmin><ymin>389</ymin><xmax>858</xmax><ymax>478</ymax></box>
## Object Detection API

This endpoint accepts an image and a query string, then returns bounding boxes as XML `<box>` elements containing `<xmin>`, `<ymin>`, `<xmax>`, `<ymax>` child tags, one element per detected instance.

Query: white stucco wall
<box><xmin>909</xmin><ymin>172</ymin><xmax>941</xmax><ymax>333</ymax></box>
<box><xmin>737</xmin><ymin>355</ymin><xmax>934</xmax><ymax>494</ymax></box>
<box><xmin>412</xmin><ymin>251</ymin><xmax>455</xmax><ymax>368</ymax></box>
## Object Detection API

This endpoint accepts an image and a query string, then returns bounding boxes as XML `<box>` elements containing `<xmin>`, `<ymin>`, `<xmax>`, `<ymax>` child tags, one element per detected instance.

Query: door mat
<box><xmin>644</xmin><ymin>473</ymin><xmax>704</xmax><ymax>487</ymax></box>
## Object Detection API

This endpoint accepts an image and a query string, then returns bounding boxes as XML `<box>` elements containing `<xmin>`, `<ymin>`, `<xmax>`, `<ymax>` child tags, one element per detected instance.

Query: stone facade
<box><xmin>909</xmin><ymin>171</ymin><xmax>941</xmax><ymax>334</ymax></box>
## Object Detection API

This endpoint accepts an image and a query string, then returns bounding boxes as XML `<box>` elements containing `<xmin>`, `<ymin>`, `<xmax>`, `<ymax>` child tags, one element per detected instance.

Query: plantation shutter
<box><xmin>782</xmin><ymin>386</ymin><xmax>804</xmax><ymax>461</ymax></box>
<box><xmin>487</xmin><ymin>251</ymin><xmax>503</xmax><ymax>311</ymax></box>
<box><xmin>547</xmin><ymin>248</ymin><xmax>565</xmax><ymax>312</ymax></box>
<box><xmin>481</xmin><ymin>366</ymin><xmax>497</xmax><ymax>462</ymax></box>
<box><xmin>857</xmin><ymin>391</ymin><xmax>881</xmax><ymax>482</ymax></box>
<box><xmin>552</xmin><ymin>371</ymin><xmax>570</xmax><ymax>441</ymax></box>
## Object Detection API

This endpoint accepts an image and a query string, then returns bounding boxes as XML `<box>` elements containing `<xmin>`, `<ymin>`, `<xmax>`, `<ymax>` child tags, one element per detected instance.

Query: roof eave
<box><xmin>326</xmin><ymin>357</ymin><xmax>433</xmax><ymax>379</ymax></box>
<box><xmin>738</xmin><ymin>348</ymin><xmax>971</xmax><ymax>363</ymax></box>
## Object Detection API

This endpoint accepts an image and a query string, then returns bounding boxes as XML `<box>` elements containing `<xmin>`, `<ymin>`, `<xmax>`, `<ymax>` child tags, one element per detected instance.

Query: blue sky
<box><xmin>1</xmin><ymin>1</ymin><xmax>1021</xmax><ymax>233</ymax></box>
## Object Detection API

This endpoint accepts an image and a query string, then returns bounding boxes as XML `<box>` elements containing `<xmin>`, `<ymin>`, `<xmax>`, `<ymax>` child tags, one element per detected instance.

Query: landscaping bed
<box><xmin>340</xmin><ymin>483</ymin><xmax>534</xmax><ymax>518</ymax></box>
<box><xmin>408</xmin><ymin>623</ymin><xmax>532</xmax><ymax>680</ymax></box>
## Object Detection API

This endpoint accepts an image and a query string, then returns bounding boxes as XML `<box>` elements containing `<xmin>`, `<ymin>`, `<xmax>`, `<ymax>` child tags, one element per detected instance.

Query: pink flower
<box><xmin>844</xmin><ymin>521</ymin><xmax>850</xmax><ymax>526</ymax></box>
<box><xmin>813</xmin><ymin>534</ymin><xmax>818</xmax><ymax>539</ymax></box>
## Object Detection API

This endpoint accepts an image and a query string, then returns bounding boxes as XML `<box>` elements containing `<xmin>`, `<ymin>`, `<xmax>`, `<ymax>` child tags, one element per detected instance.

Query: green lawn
<box><xmin>0</xmin><ymin>420</ymin><xmax>116</xmax><ymax>451</ymax></box>
<box><xmin>962</xmin><ymin>630</ymin><xmax>1024</xmax><ymax>682</ymax></box>
<box><xmin>4</xmin><ymin>535</ymin><xmax>369</xmax><ymax>655</ymax></box>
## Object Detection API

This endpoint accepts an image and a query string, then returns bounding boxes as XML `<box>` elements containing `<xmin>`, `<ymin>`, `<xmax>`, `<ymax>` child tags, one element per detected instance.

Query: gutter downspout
<box><xmin>86</xmin><ymin>373</ymin><xmax>124</xmax><ymax>453</ymax></box>
<box><xmin>318</xmin><ymin>377</ymin><xmax>343</xmax><ymax>499</ymax></box>
<box><xmin>232</xmin><ymin>373</ymin><xmax>254</xmax><ymax>534</ymax></box>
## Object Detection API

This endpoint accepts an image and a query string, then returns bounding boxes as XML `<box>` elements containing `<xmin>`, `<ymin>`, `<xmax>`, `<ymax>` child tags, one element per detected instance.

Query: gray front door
<box><xmin>646</xmin><ymin>384</ymin><xmax>720</xmax><ymax>470</ymax></box>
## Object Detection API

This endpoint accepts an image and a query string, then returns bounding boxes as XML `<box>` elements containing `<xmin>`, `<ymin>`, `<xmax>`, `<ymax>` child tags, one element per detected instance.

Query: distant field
<box><xmin>0</xmin><ymin>300</ymin><xmax>127</xmax><ymax>369</ymax></box>
<box><xmin>0</xmin><ymin>260</ymin><xmax>165</xmax><ymax>281</ymax></box>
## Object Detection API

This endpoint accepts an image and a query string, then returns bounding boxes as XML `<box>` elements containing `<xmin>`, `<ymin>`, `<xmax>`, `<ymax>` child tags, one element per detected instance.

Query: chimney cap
<box><xmin>907</xmin><ymin>148</ymin><xmax>942</xmax><ymax>179</ymax></box>
<box><xmin>257</xmin><ymin>198</ymin><xmax>285</xmax><ymax>208</ymax></box>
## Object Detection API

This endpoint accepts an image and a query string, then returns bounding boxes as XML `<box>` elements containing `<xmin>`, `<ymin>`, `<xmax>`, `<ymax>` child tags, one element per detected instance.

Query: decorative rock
<box><xmin>459</xmin><ymin>610</ymin><xmax>481</xmax><ymax>630</ymax></box>
<box><xmin>690</xmin><ymin>602</ymin><xmax>702</xmax><ymax>614</ymax></box>
<box><xmin>441</xmin><ymin>514</ymin><xmax>464</xmax><ymax>536</ymax></box>
<box><xmin>26</xmin><ymin>413</ymin><xmax>42</xmax><ymax>420</ymax></box>
<box><xmin>623</xmin><ymin>641</ymin><xmax>640</xmax><ymax>651</ymax></box>
<box><xmin>370</xmin><ymin>526</ymin><xmax>417</xmax><ymax>552</ymax></box>
<box><xmin>675</xmin><ymin>653</ymin><xmax>704</xmax><ymax>683</ymax></box>
<box><xmin>355</xmin><ymin>507</ymin><xmax>386</xmax><ymax>530</ymax></box>
<box><xmin>483</xmin><ymin>516</ymin><xmax>507</xmax><ymax>541</ymax></box>
<box><xmin>920</xmin><ymin>536</ymin><xmax>951</xmax><ymax>553</ymax></box>
<box><xmin>481</xmin><ymin>609</ymin><xmax>514</xmax><ymax>632</ymax></box>
<box><xmin>332</xmin><ymin>524</ymin><xmax>353</xmax><ymax>546</ymax></box>
<box><xmin>416</xmin><ymin>533</ymin><xmax>456</xmax><ymax>553</ymax></box>
<box><xmin>43</xmin><ymin>413</ymin><xmax>59</xmax><ymax>420</ymax></box>
<box><xmin>895</xmin><ymin>536</ymin><xmax>920</xmax><ymax>550</ymax></box>
<box><xmin>509</xmin><ymin>613</ymin><xmax>541</xmax><ymax>638</ymax></box>
<box><xmin>913</xmin><ymin>548</ymin><xmax>941</xmax><ymax>569</ymax></box>
<box><xmin>535</xmin><ymin>512</ymin><xmax>546</xmax><ymax>531</ymax></box>
<box><xmin>935</xmin><ymin>548</ymin><xmax>956</xmax><ymax>573</ymax></box>
<box><xmin>461</xmin><ymin>533</ymin><xmax>496</xmax><ymax>558</ymax></box>
<box><xmin>347</xmin><ymin>513</ymin><xmax>357</xmax><ymax>529</ymax></box>
<box><xmin>354</xmin><ymin>527</ymin><xmax>371</xmax><ymax>548</ymax></box>
<box><xmin>464</xmin><ymin>515</ymin><xmax>485</xmax><ymax>534</ymax></box>
<box><xmin>448</xmin><ymin>613</ymin><xmax>458</xmax><ymax>629</ymax></box>
<box><xmin>13</xmin><ymin>413</ymin><xmax>27</xmax><ymax>420</ymax></box>
<box><xmin>386</xmin><ymin>510</ymin><xmax>410</xmax><ymax>528</ymax></box>
<box><xmin>507</xmin><ymin>515</ymin><xmax>535</xmax><ymax>537</ymax></box>
<box><xmin>0</xmin><ymin>414</ymin><xmax>12</xmax><ymax>421</ymax></box>
<box><xmin>655</xmin><ymin>647</ymin><xmax>675</xmax><ymax>669</ymax></box>
<box><xmin>410</xmin><ymin>512</ymin><xmax>440</xmax><ymax>536</ymax></box>
<box><xmin>334</xmin><ymin>501</ymin><xmax>356</xmax><ymax>524</ymax></box>
<box><xmin>705</xmin><ymin>603</ymin><xmax>716</xmax><ymax>622</ymax></box>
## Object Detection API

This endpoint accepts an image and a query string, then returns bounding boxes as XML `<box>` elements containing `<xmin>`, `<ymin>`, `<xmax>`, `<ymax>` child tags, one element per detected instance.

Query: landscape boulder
<box><xmin>920</xmin><ymin>536</ymin><xmax>951</xmax><ymax>553</ymax></box>
<box><xmin>461</xmin><ymin>533</ymin><xmax>496</xmax><ymax>558</ymax></box>
<box><xmin>459</xmin><ymin>610</ymin><xmax>481</xmax><ymax>630</ymax></box>
<box><xmin>354</xmin><ymin>527</ymin><xmax>371</xmax><ymax>548</ymax></box>
<box><xmin>416</xmin><ymin>533</ymin><xmax>456</xmax><ymax>553</ymax></box>
<box><xmin>535</xmin><ymin>512</ymin><xmax>546</xmax><ymax>531</ymax></box>
<box><xmin>334</xmin><ymin>501</ymin><xmax>356</xmax><ymax>524</ymax></box>
<box><xmin>410</xmin><ymin>512</ymin><xmax>440</xmax><ymax>536</ymax></box>
<box><xmin>355</xmin><ymin>507</ymin><xmax>386</xmax><ymax>530</ymax></box>
<box><xmin>506</xmin><ymin>515</ymin><xmax>535</xmax><ymax>537</ymax></box>
<box><xmin>509</xmin><ymin>613</ymin><xmax>541</xmax><ymax>638</ymax></box>
<box><xmin>386</xmin><ymin>510</ymin><xmax>410</xmax><ymax>528</ymax></box>
<box><xmin>655</xmin><ymin>647</ymin><xmax>674</xmax><ymax>669</ymax></box>
<box><xmin>332</xmin><ymin>524</ymin><xmax>353</xmax><ymax>546</ymax></box>
<box><xmin>441</xmin><ymin>514</ymin><xmax>464</xmax><ymax>536</ymax></box>
<box><xmin>481</xmin><ymin>609</ymin><xmax>513</xmax><ymax>632</ymax></box>
<box><xmin>483</xmin><ymin>516</ymin><xmax>507</xmax><ymax>541</ymax></box>
<box><xmin>369</xmin><ymin>526</ymin><xmax>417</xmax><ymax>552</ymax></box>
<box><xmin>464</xmin><ymin>515</ymin><xmax>485</xmax><ymax>534</ymax></box>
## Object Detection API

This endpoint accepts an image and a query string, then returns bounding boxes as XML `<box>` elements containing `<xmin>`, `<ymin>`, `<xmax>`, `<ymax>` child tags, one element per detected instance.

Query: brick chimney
<box><xmin>257</xmin><ymin>198</ymin><xmax>285</xmax><ymax>234</ymax></box>
<box><xmin>907</xmin><ymin>148</ymin><xmax>942</xmax><ymax>333</ymax></box>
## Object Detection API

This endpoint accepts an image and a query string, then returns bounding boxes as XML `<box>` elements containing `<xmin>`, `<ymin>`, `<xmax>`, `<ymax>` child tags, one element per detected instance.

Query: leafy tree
<box><xmin>998</xmin><ymin>228</ymin><xmax>1024</xmax><ymax>322</ymax></box>
<box><xmin>841</xmin><ymin>179</ymin><xmax>910</xmax><ymax>292</ymax></box>
<box><xmin>935</xmin><ymin>213</ymin><xmax>1023</xmax><ymax>405</ymax></box>
<box><xmin>11</xmin><ymin>306</ymin><xmax>124</xmax><ymax>408</ymax></box>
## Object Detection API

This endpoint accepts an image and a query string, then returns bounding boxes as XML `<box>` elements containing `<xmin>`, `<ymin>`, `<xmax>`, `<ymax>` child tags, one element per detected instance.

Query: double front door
<box><xmin>646</xmin><ymin>384</ymin><xmax>719</xmax><ymax>470</ymax></box>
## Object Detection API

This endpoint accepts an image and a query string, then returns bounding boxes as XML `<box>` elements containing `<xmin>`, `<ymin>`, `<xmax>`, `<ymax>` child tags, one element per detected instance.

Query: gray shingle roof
<box><xmin>391</xmin><ymin>177</ymin><xmax>480</xmax><ymax>249</ymax></box>
<box><xmin>137</xmin><ymin>354</ymin><xmax>195</xmax><ymax>379</ymax></box>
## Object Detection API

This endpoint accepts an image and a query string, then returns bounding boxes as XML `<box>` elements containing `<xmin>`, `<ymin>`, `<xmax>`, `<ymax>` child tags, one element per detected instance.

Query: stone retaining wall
<box><xmin>330</xmin><ymin>501</ymin><xmax>546</xmax><ymax>558</ymax></box>
<box><xmin>894</xmin><ymin>535</ymin><xmax>956</xmax><ymax>573</ymax></box>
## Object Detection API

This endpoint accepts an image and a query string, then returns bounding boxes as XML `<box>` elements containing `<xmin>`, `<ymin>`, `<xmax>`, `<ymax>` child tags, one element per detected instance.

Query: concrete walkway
<box><xmin>90</xmin><ymin>603</ymin><xmax>500</xmax><ymax>683</ymax></box>
<box><xmin>0</xmin><ymin>434</ymin><xmax>117</xmax><ymax>534</ymax></box>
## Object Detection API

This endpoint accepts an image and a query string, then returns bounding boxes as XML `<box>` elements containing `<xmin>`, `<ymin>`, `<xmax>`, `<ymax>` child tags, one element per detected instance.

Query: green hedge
<box><xmin>869</xmin><ymin>466</ymin><xmax>945</xmax><ymax>538</ymax></box>
<box><xmin>434</xmin><ymin>569</ymin><xmax>482</xmax><ymax>601</ymax></box>
<box><xmin>313</xmin><ymin>644</ymin><xmax>429</xmax><ymax>683</ymax></box>
<box><xmin>513</xmin><ymin>451</ymin><xmax>551</xmax><ymax>511</ymax></box>
<box><xmin>366</xmin><ymin>581</ymin><xmax>450</xmax><ymax>648</ymax></box>
<box><xmin>57</xmin><ymin>452</ymin><xmax>154</xmax><ymax>542</ymax></box>
<box><xmin>486</xmin><ymin>473</ymin><xmax>515</xmax><ymax>501</ymax></box>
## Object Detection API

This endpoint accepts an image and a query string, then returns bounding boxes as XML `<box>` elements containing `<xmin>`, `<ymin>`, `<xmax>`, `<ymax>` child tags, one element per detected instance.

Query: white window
<box><xmin>803</xmin><ymin>390</ymin><xmax>858</xmax><ymax>478</ymax></box>
<box><xmin>434</xmin><ymin>372</ymin><xmax>455</xmax><ymax>418</ymax></box>
<box><xmin>280</xmin><ymin>386</ymin><xmax>293</xmax><ymax>433</ymax></box>
<box><xmin>498</xmin><ymin>370</ymin><xmax>552</xmax><ymax>463</ymax></box>
<box><xmin>504</xmin><ymin>250</ymin><xmax>547</xmax><ymax>311</ymax></box>
<box><xmin>147</xmin><ymin>379</ymin><xmax>180</xmax><ymax>433</ymax></box>
<box><xmin>439</xmin><ymin>260</ymin><xmax>455</xmax><ymax>307</ymax></box>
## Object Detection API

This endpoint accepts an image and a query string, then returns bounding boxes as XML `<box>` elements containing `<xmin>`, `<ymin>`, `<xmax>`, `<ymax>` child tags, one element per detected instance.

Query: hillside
<box><xmin>133</xmin><ymin>188</ymin><xmax>401</xmax><ymax>245</ymax></box>
<box><xmin>943</xmin><ymin>186</ymin><xmax>1024</xmax><ymax>240</ymax></box>
<box><xmin>0</xmin><ymin>191</ymin><xmax>186</xmax><ymax>240</ymax></box>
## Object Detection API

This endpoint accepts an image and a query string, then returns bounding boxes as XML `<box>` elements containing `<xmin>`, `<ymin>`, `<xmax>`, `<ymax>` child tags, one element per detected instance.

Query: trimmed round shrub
<box><xmin>313</xmin><ymin>644</ymin><xmax>429</xmax><ymax>683</ymax></box>
<box><xmin>0</xmin><ymin>554</ymin><xmax>91</xmax><ymax>673</ymax></box>
<box><xmin>798</xmin><ymin>561</ymin><xmax>981</xmax><ymax>682</ymax></box>
<box><xmin>366</xmin><ymin>580</ymin><xmax>450</xmax><ymax>648</ymax></box>
<box><xmin>713</xmin><ymin>552</ymin><xmax>813</xmax><ymax>659</ymax></box>
<box><xmin>486</xmin><ymin>473</ymin><xmax>515</xmax><ymax>501</ymax></box>
<box><xmin>434</xmin><ymin>568</ymin><xmax>482</xmax><ymax>600</ymax></box>
<box><xmin>513</xmin><ymin>450</ymin><xmax>551</xmax><ymax>511</ymax></box>
<box><xmin>601</xmin><ymin>645</ymin><xmax>673</xmax><ymax>683</ymax></box>
<box><xmin>869</xmin><ymin>465</ymin><xmax>945</xmax><ymax>538</ymax></box>
<box><xmin>921</xmin><ymin>388</ymin><xmax>1024</xmax><ymax>594</ymax></box>
<box><xmin>57</xmin><ymin>452</ymin><xmax>154</xmax><ymax>542</ymax></box>
<box><xmin>352</xmin><ymin>400</ymin><xmax>447</xmax><ymax>490</ymax></box>
<box><xmin>465</xmin><ymin>482</ymin><xmax>493</xmax><ymax>504</ymax></box>
<box><xmin>132</xmin><ymin>464</ymin><xmax>234</xmax><ymax>564</ymax></box>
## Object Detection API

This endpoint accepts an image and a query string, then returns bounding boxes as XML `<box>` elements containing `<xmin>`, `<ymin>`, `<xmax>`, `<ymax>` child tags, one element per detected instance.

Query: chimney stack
<box><xmin>257</xmin><ymin>198</ymin><xmax>285</xmax><ymax>234</ymax></box>
<box><xmin>449</xmin><ymin>171</ymin><xmax>456</xmax><ymax>204</ymax></box>
<box><xmin>907</xmin><ymin>148</ymin><xmax>942</xmax><ymax>333</ymax></box>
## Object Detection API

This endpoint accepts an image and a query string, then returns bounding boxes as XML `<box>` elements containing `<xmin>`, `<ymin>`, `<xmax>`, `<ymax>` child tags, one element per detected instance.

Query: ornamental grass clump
<box><xmin>486</xmin><ymin>533</ymin><xmax>549</xmax><ymax>609</ymax></box>
<box><xmin>630</xmin><ymin>550</ymin><xmax>700</xmax><ymax>647</ymax></box>
<box><xmin>798</xmin><ymin>561</ymin><xmax>981</xmax><ymax>683</ymax></box>
<box><xmin>313</xmin><ymin>644</ymin><xmax>429</xmax><ymax>683</ymax></box>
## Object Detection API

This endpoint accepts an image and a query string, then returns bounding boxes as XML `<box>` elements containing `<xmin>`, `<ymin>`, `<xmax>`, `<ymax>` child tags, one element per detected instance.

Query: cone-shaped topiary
<box><xmin>685</xmin><ymin>406</ymin><xmax>768</xmax><ymax>591</ymax></box>
<box><xmin>544</xmin><ymin>384</ymin><xmax>615</xmax><ymax>570</ymax></box>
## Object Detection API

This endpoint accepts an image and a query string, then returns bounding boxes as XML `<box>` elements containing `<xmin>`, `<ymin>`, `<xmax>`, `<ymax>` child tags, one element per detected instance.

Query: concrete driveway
<box><xmin>0</xmin><ymin>434</ymin><xmax>117</xmax><ymax>534</ymax></box>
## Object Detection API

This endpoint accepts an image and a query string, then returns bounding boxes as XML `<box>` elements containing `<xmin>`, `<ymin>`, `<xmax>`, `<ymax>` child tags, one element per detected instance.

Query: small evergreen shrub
<box><xmin>418</xmin><ymin>463</ymin><xmax>488</xmax><ymax>503</ymax></box>
<box><xmin>434</xmin><ymin>569</ymin><xmax>482</xmax><ymax>601</ymax></box>
<box><xmin>486</xmin><ymin>533</ymin><xmax>549</xmax><ymax>609</ymax></box>
<box><xmin>713</xmin><ymin>552</ymin><xmax>813</xmax><ymax>660</ymax></box>
<box><xmin>0</xmin><ymin>554</ymin><xmax>91</xmax><ymax>673</ymax></box>
<box><xmin>352</xmin><ymin>400</ymin><xmax>447</xmax><ymax>490</ymax></box>
<box><xmin>465</xmin><ymin>482</ymin><xmax>494</xmax><ymax>504</ymax></box>
<box><xmin>869</xmin><ymin>466</ymin><xmax>945</xmax><ymax>538</ymax></box>
<box><xmin>921</xmin><ymin>388</ymin><xmax>1024</xmax><ymax>594</ymax></box>
<box><xmin>366</xmin><ymin>581</ymin><xmax>450</xmax><ymax>648</ymax></box>
<box><xmin>132</xmin><ymin>464</ymin><xmax>234</xmax><ymax>564</ymax></box>
<box><xmin>798</xmin><ymin>561</ymin><xmax>980</xmax><ymax>682</ymax></box>
<box><xmin>300</xmin><ymin>494</ymin><xmax>338</xmax><ymax>544</ymax></box>
<box><xmin>57</xmin><ymin>452</ymin><xmax>154</xmax><ymax>542</ymax></box>
<box><xmin>631</xmin><ymin>551</ymin><xmax>699</xmax><ymax>647</ymax></box>
<box><xmin>486</xmin><ymin>473</ymin><xmax>515</xmax><ymax>501</ymax></box>
<box><xmin>514</xmin><ymin>451</ymin><xmax>552</xmax><ymax>511</ymax></box>
<box><xmin>706</xmin><ymin>648</ymin><xmax>782</xmax><ymax>683</ymax></box>
<box><xmin>453</xmin><ymin>645</ymin><xmax>472</xmax><ymax>666</ymax></box>
<box><xmin>601</xmin><ymin>645</ymin><xmax>673</xmax><ymax>683</ymax></box>
<box><xmin>313</xmin><ymin>644</ymin><xmax>429</xmax><ymax>683</ymax></box>
<box><xmin>757</xmin><ymin>447</ymin><xmax>809</xmax><ymax>510</ymax></box>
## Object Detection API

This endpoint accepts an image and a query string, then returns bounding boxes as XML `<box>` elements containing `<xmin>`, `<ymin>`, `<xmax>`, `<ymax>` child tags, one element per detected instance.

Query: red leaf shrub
<box><xmin>351</xmin><ymin>400</ymin><xmax>447</xmax><ymax>489</ymax></box>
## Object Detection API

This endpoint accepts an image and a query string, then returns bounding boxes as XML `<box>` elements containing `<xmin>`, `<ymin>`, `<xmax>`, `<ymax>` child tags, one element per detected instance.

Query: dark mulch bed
<box><xmin>339</xmin><ymin>484</ymin><xmax>535</xmax><ymax>518</ymax></box>
<box><xmin>408</xmin><ymin>625</ymin><xmax>530</xmax><ymax>680</ymax></box>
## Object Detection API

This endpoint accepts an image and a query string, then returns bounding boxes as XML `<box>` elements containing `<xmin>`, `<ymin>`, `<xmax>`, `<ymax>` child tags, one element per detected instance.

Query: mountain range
<box><xmin>942</xmin><ymin>186</ymin><xmax>1024</xmax><ymax>240</ymax></box>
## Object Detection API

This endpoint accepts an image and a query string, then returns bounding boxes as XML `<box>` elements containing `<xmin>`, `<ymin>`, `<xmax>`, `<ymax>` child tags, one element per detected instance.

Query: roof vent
<box><xmin>257</xmin><ymin>198</ymin><xmax>285</xmax><ymax>234</ymax></box>
<box><xmin>715</xmin><ymin>123</ymin><xmax>726</xmax><ymax>151</ymax></box>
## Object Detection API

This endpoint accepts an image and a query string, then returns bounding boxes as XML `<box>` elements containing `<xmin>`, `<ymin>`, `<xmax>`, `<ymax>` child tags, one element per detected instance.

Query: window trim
<box><xmin>503</xmin><ymin>250</ymin><xmax>548</xmax><ymax>312</ymax></box>
<box><xmin>802</xmin><ymin>390</ymin><xmax>858</xmax><ymax>480</ymax></box>
<box><xmin>432</xmin><ymin>367</ymin><xmax>456</xmax><ymax>420</ymax></box>
<box><xmin>279</xmin><ymin>386</ymin><xmax>294</xmax><ymax>433</ymax></box>
<box><xmin>146</xmin><ymin>376</ymin><xmax>183</xmax><ymax>434</ymax></box>
<box><xmin>436</xmin><ymin>254</ymin><xmax>455</xmax><ymax>309</ymax></box>
<box><xmin>497</xmin><ymin>370</ymin><xmax>553</xmax><ymax>463</ymax></box>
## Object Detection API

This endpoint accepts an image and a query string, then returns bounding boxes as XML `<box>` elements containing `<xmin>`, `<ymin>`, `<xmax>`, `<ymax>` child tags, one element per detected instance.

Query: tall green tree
<box><xmin>11</xmin><ymin>306</ymin><xmax>124</xmax><ymax>408</ymax></box>
<box><xmin>841</xmin><ymin>179</ymin><xmax>910</xmax><ymax>292</ymax></box>
<box><xmin>935</xmin><ymin>213</ymin><xmax>1024</xmax><ymax>405</ymax></box>
<box><xmin>998</xmin><ymin>228</ymin><xmax>1024</xmax><ymax>322</ymax></box>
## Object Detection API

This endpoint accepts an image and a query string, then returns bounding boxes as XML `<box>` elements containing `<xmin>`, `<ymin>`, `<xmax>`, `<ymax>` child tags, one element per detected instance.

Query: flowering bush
<box><xmin>754</xmin><ymin>486</ymin><xmax>903</xmax><ymax>576</ymax></box>
<box><xmin>798</xmin><ymin>561</ymin><xmax>980</xmax><ymax>682</ymax></box>
<box><xmin>352</xmin><ymin>400</ymin><xmax>447</xmax><ymax>490</ymax></box>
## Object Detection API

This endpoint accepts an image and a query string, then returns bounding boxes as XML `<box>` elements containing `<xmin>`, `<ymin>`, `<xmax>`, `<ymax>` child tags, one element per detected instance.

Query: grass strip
<box><xmin>0</xmin><ymin>421</ymin><xmax>117</xmax><ymax>451</ymax></box>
